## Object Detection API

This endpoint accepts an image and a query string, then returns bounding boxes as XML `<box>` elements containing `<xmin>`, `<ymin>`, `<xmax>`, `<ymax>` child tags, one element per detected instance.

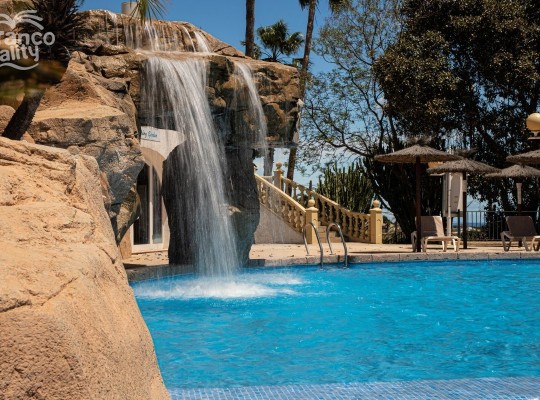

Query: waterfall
<box><xmin>194</xmin><ymin>31</ymin><xmax>211</xmax><ymax>53</ymax></box>
<box><xmin>141</xmin><ymin>58</ymin><xmax>239</xmax><ymax>276</ymax></box>
<box><xmin>179</xmin><ymin>26</ymin><xmax>196</xmax><ymax>52</ymax></box>
<box><xmin>105</xmin><ymin>11</ymin><xmax>119</xmax><ymax>45</ymax></box>
<box><xmin>233</xmin><ymin>62</ymin><xmax>268</xmax><ymax>149</ymax></box>
<box><xmin>120</xmin><ymin>16</ymin><xmax>209</xmax><ymax>53</ymax></box>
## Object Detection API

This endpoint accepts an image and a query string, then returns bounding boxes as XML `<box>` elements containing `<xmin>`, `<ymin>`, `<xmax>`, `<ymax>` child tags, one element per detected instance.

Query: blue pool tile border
<box><xmin>170</xmin><ymin>377</ymin><xmax>540</xmax><ymax>400</ymax></box>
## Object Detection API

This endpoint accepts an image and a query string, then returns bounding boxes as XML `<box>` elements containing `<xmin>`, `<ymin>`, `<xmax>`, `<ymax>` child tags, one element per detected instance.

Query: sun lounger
<box><xmin>501</xmin><ymin>216</ymin><xmax>540</xmax><ymax>251</ymax></box>
<box><xmin>411</xmin><ymin>216</ymin><xmax>460</xmax><ymax>252</ymax></box>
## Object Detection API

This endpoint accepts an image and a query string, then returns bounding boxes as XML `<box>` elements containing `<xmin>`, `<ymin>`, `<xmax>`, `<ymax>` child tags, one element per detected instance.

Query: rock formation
<box><xmin>1</xmin><ymin>6</ymin><xmax>300</xmax><ymax>262</ymax></box>
<box><xmin>25</xmin><ymin>53</ymin><xmax>145</xmax><ymax>243</ymax></box>
<box><xmin>72</xmin><ymin>10</ymin><xmax>301</xmax><ymax>264</ymax></box>
<box><xmin>0</xmin><ymin>137</ymin><xmax>170</xmax><ymax>399</ymax></box>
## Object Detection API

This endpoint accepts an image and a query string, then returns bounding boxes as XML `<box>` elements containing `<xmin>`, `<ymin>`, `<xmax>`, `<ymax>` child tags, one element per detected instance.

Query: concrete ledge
<box><xmin>124</xmin><ymin>243</ymin><xmax>540</xmax><ymax>282</ymax></box>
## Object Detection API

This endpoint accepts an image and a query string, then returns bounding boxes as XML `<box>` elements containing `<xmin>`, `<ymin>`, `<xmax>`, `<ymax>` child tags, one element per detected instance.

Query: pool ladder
<box><xmin>303</xmin><ymin>222</ymin><xmax>348</xmax><ymax>268</ymax></box>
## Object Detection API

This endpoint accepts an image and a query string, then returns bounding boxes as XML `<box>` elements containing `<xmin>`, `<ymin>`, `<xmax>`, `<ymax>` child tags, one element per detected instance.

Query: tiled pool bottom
<box><xmin>170</xmin><ymin>377</ymin><xmax>540</xmax><ymax>400</ymax></box>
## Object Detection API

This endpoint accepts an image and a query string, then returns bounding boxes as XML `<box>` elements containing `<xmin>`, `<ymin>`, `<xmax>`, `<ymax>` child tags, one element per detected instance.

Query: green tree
<box><xmin>297</xmin><ymin>0</ymin><xmax>437</xmax><ymax>236</ymax></box>
<box><xmin>375</xmin><ymin>0</ymin><xmax>540</xmax><ymax>212</ymax></box>
<box><xmin>286</xmin><ymin>0</ymin><xmax>348</xmax><ymax>187</ymax></box>
<box><xmin>257</xmin><ymin>20</ymin><xmax>304</xmax><ymax>63</ymax></box>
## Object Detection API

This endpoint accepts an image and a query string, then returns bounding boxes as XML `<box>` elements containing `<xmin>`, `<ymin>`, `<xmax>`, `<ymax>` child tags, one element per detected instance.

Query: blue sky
<box><xmin>81</xmin><ymin>0</ymin><xmax>334</xmax><ymax>71</ymax></box>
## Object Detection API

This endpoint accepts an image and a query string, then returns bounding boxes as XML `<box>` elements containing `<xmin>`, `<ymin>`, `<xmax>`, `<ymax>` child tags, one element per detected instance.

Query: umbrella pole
<box><xmin>416</xmin><ymin>157</ymin><xmax>422</xmax><ymax>252</ymax></box>
<box><xmin>446</xmin><ymin>173</ymin><xmax>452</xmax><ymax>236</ymax></box>
<box><xmin>463</xmin><ymin>172</ymin><xmax>467</xmax><ymax>249</ymax></box>
<box><xmin>516</xmin><ymin>181</ymin><xmax>523</xmax><ymax>215</ymax></box>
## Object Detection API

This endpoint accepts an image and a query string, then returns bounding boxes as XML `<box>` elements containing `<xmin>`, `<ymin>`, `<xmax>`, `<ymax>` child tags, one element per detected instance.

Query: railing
<box><xmin>459</xmin><ymin>210</ymin><xmax>540</xmax><ymax>241</ymax></box>
<box><xmin>303</xmin><ymin>222</ymin><xmax>324</xmax><ymax>267</ymax></box>
<box><xmin>326</xmin><ymin>223</ymin><xmax>348</xmax><ymax>268</ymax></box>
<box><xmin>255</xmin><ymin>174</ymin><xmax>311</xmax><ymax>238</ymax></box>
<box><xmin>257</xmin><ymin>162</ymin><xmax>382</xmax><ymax>244</ymax></box>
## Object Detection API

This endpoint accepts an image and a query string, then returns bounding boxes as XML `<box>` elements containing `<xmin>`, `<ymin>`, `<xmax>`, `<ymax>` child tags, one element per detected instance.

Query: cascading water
<box><xmin>232</xmin><ymin>63</ymin><xmax>285</xmax><ymax>243</ymax></box>
<box><xmin>232</xmin><ymin>63</ymin><xmax>268</xmax><ymax>149</ymax></box>
<box><xmin>193</xmin><ymin>31</ymin><xmax>211</xmax><ymax>53</ymax></box>
<box><xmin>141</xmin><ymin>58</ymin><xmax>239</xmax><ymax>276</ymax></box>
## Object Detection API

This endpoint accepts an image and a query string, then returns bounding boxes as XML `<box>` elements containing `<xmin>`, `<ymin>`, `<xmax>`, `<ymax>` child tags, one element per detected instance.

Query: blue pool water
<box><xmin>132</xmin><ymin>260</ymin><xmax>540</xmax><ymax>389</ymax></box>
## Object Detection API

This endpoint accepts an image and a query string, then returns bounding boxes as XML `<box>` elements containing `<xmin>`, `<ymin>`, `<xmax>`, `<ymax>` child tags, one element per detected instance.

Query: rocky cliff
<box><xmin>17</xmin><ymin>9</ymin><xmax>301</xmax><ymax>264</ymax></box>
<box><xmin>0</xmin><ymin>137</ymin><xmax>170</xmax><ymax>399</ymax></box>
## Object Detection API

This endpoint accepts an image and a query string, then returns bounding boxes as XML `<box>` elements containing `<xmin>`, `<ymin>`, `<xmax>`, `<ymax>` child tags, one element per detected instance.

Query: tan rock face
<box><xmin>79</xmin><ymin>10</ymin><xmax>302</xmax><ymax>149</ymax></box>
<box><xmin>8</xmin><ymin>8</ymin><xmax>300</xmax><ymax>262</ymax></box>
<box><xmin>0</xmin><ymin>138</ymin><xmax>170</xmax><ymax>400</ymax></box>
<box><xmin>0</xmin><ymin>105</ymin><xmax>15</xmax><ymax>133</ymax></box>
<box><xmin>27</xmin><ymin>56</ymin><xmax>144</xmax><ymax>241</ymax></box>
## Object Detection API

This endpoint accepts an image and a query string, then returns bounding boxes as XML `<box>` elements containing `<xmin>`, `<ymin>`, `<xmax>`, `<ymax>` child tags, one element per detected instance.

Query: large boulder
<box><xmin>27</xmin><ymin>54</ymin><xmax>144</xmax><ymax>241</ymax></box>
<box><xmin>0</xmin><ymin>137</ymin><xmax>169</xmax><ymax>400</ymax></box>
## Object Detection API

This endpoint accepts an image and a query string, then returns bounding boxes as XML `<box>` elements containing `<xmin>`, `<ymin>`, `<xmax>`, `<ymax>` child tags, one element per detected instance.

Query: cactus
<box><xmin>316</xmin><ymin>161</ymin><xmax>374</xmax><ymax>213</ymax></box>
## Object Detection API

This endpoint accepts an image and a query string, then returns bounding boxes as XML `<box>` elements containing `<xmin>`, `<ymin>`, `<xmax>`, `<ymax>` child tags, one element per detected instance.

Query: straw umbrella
<box><xmin>485</xmin><ymin>164</ymin><xmax>540</xmax><ymax>214</ymax></box>
<box><xmin>507</xmin><ymin>150</ymin><xmax>540</xmax><ymax>165</ymax></box>
<box><xmin>427</xmin><ymin>159</ymin><xmax>500</xmax><ymax>249</ymax></box>
<box><xmin>375</xmin><ymin>145</ymin><xmax>461</xmax><ymax>252</ymax></box>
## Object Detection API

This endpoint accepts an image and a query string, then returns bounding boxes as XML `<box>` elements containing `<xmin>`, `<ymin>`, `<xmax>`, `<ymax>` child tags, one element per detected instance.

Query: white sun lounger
<box><xmin>411</xmin><ymin>216</ymin><xmax>460</xmax><ymax>252</ymax></box>
<box><xmin>501</xmin><ymin>216</ymin><xmax>540</xmax><ymax>251</ymax></box>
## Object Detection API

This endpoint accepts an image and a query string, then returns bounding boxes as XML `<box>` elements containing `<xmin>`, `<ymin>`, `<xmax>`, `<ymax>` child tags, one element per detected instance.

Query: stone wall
<box><xmin>0</xmin><ymin>138</ymin><xmax>169</xmax><ymax>399</ymax></box>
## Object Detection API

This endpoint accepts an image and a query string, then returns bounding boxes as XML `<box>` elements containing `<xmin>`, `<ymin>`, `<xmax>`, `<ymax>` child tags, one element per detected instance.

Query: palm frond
<box><xmin>135</xmin><ymin>0</ymin><xmax>168</xmax><ymax>24</ymax></box>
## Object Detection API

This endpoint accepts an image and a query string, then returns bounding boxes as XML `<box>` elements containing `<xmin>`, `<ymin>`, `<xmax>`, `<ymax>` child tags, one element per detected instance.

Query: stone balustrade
<box><xmin>262</xmin><ymin>162</ymin><xmax>382</xmax><ymax>244</ymax></box>
<box><xmin>255</xmin><ymin>174</ymin><xmax>319</xmax><ymax>243</ymax></box>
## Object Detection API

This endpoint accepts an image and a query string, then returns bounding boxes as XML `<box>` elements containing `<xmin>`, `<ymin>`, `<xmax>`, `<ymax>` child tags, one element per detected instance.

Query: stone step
<box><xmin>317</xmin><ymin>225</ymin><xmax>338</xmax><ymax>237</ymax></box>
<box><xmin>319</xmin><ymin>235</ymin><xmax>343</xmax><ymax>244</ymax></box>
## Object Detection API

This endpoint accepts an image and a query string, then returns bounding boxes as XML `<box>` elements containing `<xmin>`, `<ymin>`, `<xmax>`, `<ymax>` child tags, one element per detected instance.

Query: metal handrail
<box><xmin>326</xmin><ymin>223</ymin><xmax>348</xmax><ymax>268</ymax></box>
<box><xmin>303</xmin><ymin>222</ymin><xmax>324</xmax><ymax>268</ymax></box>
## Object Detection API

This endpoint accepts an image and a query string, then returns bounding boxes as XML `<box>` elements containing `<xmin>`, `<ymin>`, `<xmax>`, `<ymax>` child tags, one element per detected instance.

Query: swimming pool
<box><xmin>132</xmin><ymin>259</ymin><xmax>540</xmax><ymax>390</ymax></box>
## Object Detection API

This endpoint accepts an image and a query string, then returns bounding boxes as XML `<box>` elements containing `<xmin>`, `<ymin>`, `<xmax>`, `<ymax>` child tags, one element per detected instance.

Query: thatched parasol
<box><xmin>375</xmin><ymin>145</ymin><xmax>461</xmax><ymax>252</ymax></box>
<box><xmin>427</xmin><ymin>159</ymin><xmax>500</xmax><ymax>249</ymax></box>
<box><xmin>506</xmin><ymin>150</ymin><xmax>540</xmax><ymax>165</ymax></box>
<box><xmin>485</xmin><ymin>164</ymin><xmax>540</xmax><ymax>214</ymax></box>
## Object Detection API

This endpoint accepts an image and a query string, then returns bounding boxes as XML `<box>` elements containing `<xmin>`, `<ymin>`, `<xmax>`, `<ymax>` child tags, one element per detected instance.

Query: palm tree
<box><xmin>297</xmin><ymin>0</ymin><xmax>347</xmax><ymax>89</ymax></box>
<box><xmin>129</xmin><ymin>0</ymin><xmax>167</xmax><ymax>24</ymax></box>
<box><xmin>2</xmin><ymin>0</ymin><xmax>85</xmax><ymax>140</ymax></box>
<box><xmin>286</xmin><ymin>0</ymin><xmax>348</xmax><ymax>184</ymax></box>
<box><xmin>257</xmin><ymin>20</ymin><xmax>304</xmax><ymax>63</ymax></box>
<box><xmin>245</xmin><ymin>0</ymin><xmax>255</xmax><ymax>57</ymax></box>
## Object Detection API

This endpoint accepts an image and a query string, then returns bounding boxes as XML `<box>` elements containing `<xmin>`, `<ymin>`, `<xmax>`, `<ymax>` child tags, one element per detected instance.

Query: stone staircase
<box><xmin>254</xmin><ymin>163</ymin><xmax>383</xmax><ymax>245</ymax></box>
<box><xmin>316</xmin><ymin>225</ymin><xmax>342</xmax><ymax>243</ymax></box>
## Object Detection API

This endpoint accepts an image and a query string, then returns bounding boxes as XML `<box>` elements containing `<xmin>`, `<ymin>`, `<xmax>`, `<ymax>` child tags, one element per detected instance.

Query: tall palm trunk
<box><xmin>2</xmin><ymin>88</ymin><xmax>45</xmax><ymax>140</ymax></box>
<box><xmin>287</xmin><ymin>0</ymin><xmax>316</xmax><ymax>185</ymax></box>
<box><xmin>300</xmin><ymin>0</ymin><xmax>317</xmax><ymax>93</ymax></box>
<box><xmin>245</xmin><ymin>0</ymin><xmax>255</xmax><ymax>57</ymax></box>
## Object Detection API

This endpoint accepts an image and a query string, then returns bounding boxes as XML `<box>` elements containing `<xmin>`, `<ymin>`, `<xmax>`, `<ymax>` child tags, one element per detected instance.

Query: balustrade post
<box><xmin>369</xmin><ymin>200</ymin><xmax>383</xmax><ymax>244</ymax></box>
<box><xmin>273</xmin><ymin>162</ymin><xmax>284</xmax><ymax>191</ymax></box>
<box><xmin>305</xmin><ymin>198</ymin><xmax>319</xmax><ymax>244</ymax></box>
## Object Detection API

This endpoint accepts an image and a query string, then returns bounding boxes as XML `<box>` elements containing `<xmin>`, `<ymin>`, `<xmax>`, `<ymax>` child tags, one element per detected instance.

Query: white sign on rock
<box><xmin>141</xmin><ymin>126</ymin><xmax>162</xmax><ymax>142</ymax></box>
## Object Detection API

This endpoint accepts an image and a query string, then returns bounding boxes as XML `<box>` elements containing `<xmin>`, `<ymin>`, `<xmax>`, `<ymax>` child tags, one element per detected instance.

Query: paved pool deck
<box><xmin>124</xmin><ymin>241</ymin><xmax>540</xmax><ymax>281</ymax></box>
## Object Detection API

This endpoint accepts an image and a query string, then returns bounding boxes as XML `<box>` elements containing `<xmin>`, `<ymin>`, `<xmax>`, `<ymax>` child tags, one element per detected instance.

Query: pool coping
<box><xmin>126</xmin><ymin>250</ymin><xmax>540</xmax><ymax>282</ymax></box>
<box><xmin>169</xmin><ymin>376</ymin><xmax>540</xmax><ymax>399</ymax></box>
